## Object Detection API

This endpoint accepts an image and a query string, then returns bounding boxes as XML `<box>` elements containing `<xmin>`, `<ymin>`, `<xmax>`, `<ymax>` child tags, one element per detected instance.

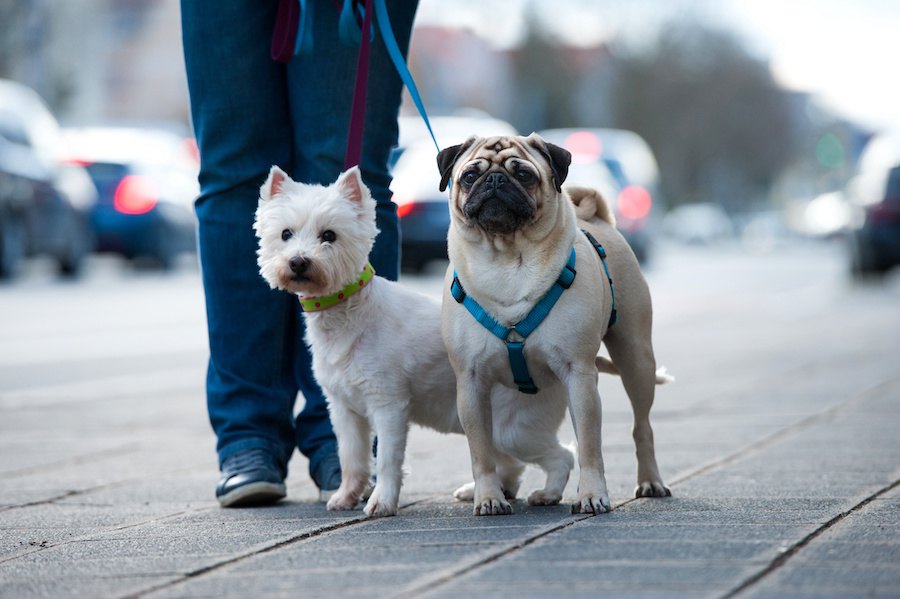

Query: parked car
<box><xmin>847</xmin><ymin>156</ymin><xmax>900</xmax><ymax>275</ymax></box>
<box><xmin>0</xmin><ymin>79</ymin><xmax>94</xmax><ymax>279</ymax></box>
<box><xmin>538</xmin><ymin>128</ymin><xmax>664</xmax><ymax>263</ymax></box>
<box><xmin>391</xmin><ymin>113</ymin><xmax>518</xmax><ymax>272</ymax></box>
<box><xmin>662</xmin><ymin>202</ymin><xmax>734</xmax><ymax>245</ymax></box>
<box><xmin>62</xmin><ymin>126</ymin><xmax>199</xmax><ymax>269</ymax></box>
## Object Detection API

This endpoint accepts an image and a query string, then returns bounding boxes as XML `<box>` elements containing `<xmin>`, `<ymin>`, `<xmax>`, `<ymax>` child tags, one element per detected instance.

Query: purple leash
<box><xmin>342</xmin><ymin>0</ymin><xmax>373</xmax><ymax>170</ymax></box>
<box><xmin>271</xmin><ymin>0</ymin><xmax>422</xmax><ymax>170</ymax></box>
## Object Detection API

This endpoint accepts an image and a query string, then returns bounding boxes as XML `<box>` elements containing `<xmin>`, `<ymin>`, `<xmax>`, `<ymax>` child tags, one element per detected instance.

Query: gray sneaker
<box><xmin>216</xmin><ymin>448</ymin><xmax>286</xmax><ymax>508</ymax></box>
<box><xmin>310</xmin><ymin>444</ymin><xmax>342</xmax><ymax>502</ymax></box>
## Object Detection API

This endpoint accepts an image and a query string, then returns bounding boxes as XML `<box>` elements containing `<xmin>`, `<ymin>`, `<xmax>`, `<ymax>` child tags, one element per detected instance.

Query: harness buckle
<box><xmin>450</xmin><ymin>275</ymin><xmax>466</xmax><ymax>303</ymax></box>
<box><xmin>505</xmin><ymin>325</ymin><xmax>524</xmax><ymax>344</ymax></box>
<box><xmin>557</xmin><ymin>264</ymin><xmax>576</xmax><ymax>289</ymax></box>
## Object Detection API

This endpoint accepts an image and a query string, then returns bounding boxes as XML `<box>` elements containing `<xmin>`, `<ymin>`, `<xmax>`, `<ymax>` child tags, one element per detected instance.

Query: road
<box><xmin>1</xmin><ymin>239</ymin><xmax>899</xmax><ymax>598</ymax></box>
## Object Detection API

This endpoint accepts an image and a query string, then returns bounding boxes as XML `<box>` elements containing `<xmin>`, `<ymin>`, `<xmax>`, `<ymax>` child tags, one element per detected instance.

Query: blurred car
<box><xmin>391</xmin><ymin>113</ymin><xmax>518</xmax><ymax>272</ymax></box>
<box><xmin>62</xmin><ymin>126</ymin><xmax>199</xmax><ymax>269</ymax></box>
<box><xmin>0</xmin><ymin>79</ymin><xmax>94</xmax><ymax>279</ymax></box>
<box><xmin>661</xmin><ymin>202</ymin><xmax>734</xmax><ymax>245</ymax></box>
<box><xmin>537</xmin><ymin>128</ymin><xmax>664</xmax><ymax>264</ymax></box>
<box><xmin>848</xmin><ymin>164</ymin><xmax>900</xmax><ymax>275</ymax></box>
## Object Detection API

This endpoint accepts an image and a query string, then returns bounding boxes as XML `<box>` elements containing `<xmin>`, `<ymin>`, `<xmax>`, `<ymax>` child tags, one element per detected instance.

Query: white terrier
<box><xmin>254</xmin><ymin>166</ymin><xmax>575</xmax><ymax>517</ymax></box>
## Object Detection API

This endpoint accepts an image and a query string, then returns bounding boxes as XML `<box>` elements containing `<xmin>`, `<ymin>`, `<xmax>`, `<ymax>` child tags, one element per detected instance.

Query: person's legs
<box><xmin>285</xmin><ymin>0</ymin><xmax>419</xmax><ymax>484</ymax></box>
<box><xmin>182</xmin><ymin>0</ymin><xmax>337</xmax><ymax>503</ymax></box>
<box><xmin>286</xmin><ymin>0</ymin><xmax>420</xmax><ymax>282</ymax></box>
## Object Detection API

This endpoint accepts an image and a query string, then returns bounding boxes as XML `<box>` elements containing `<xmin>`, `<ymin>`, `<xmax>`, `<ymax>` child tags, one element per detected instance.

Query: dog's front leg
<box><xmin>565</xmin><ymin>365</ymin><xmax>611</xmax><ymax>514</ymax></box>
<box><xmin>326</xmin><ymin>399</ymin><xmax>372</xmax><ymax>511</ymax></box>
<box><xmin>457</xmin><ymin>372</ymin><xmax>512</xmax><ymax>516</ymax></box>
<box><xmin>363</xmin><ymin>403</ymin><xmax>409</xmax><ymax>517</ymax></box>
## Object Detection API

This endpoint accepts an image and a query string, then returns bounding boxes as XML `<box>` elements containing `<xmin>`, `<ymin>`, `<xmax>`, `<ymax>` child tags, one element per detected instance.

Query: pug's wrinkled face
<box><xmin>437</xmin><ymin>135</ymin><xmax>572</xmax><ymax>236</ymax></box>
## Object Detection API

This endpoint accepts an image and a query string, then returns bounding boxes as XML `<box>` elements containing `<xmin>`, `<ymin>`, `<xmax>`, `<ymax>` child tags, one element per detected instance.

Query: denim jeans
<box><xmin>181</xmin><ymin>0</ymin><xmax>419</xmax><ymax>478</ymax></box>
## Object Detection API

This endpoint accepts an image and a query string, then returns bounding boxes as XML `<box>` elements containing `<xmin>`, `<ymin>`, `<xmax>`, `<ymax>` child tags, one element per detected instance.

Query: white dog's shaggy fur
<box><xmin>254</xmin><ymin>166</ymin><xmax>576</xmax><ymax>516</ymax></box>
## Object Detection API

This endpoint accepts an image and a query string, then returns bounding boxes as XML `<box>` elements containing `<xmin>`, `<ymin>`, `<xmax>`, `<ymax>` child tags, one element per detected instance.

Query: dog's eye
<box><xmin>515</xmin><ymin>169</ymin><xmax>535</xmax><ymax>184</ymax></box>
<box><xmin>461</xmin><ymin>170</ymin><xmax>478</xmax><ymax>187</ymax></box>
<box><xmin>320</xmin><ymin>230</ymin><xmax>337</xmax><ymax>243</ymax></box>
<box><xmin>281</xmin><ymin>229</ymin><xmax>293</xmax><ymax>242</ymax></box>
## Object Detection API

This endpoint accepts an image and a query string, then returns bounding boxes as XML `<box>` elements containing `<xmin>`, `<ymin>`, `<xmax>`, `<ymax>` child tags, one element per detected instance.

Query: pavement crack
<box><xmin>719</xmin><ymin>476</ymin><xmax>900</xmax><ymax>599</ymax></box>
<box><xmin>390</xmin><ymin>377</ymin><xmax>900</xmax><ymax>598</ymax></box>
<box><xmin>121</xmin><ymin>497</ymin><xmax>434</xmax><ymax>599</ymax></box>
<box><xmin>392</xmin><ymin>514</ymin><xmax>590</xmax><ymax>599</ymax></box>
<box><xmin>667</xmin><ymin>376</ymin><xmax>899</xmax><ymax>488</ymax></box>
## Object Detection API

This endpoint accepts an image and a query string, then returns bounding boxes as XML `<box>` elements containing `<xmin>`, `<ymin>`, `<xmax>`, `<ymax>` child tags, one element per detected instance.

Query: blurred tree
<box><xmin>0</xmin><ymin>0</ymin><xmax>79</xmax><ymax>113</ymax></box>
<box><xmin>508</xmin><ymin>12</ymin><xmax>581</xmax><ymax>134</ymax></box>
<box><xmin>0</xmin><ymin>2</ymin><xmax>32</xmax><ymax>79</ymax></box>
<box><xmin>611</xmin><ymin>21</ymin><xmax>800</xmax><ymax>211</ymax></box>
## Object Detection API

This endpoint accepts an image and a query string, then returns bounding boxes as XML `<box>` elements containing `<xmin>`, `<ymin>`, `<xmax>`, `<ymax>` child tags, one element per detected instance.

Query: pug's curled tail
<box><xmin>567</xmin><ymin>186</ymin><xmax>616</xmax><ymax>227</ymax></box>
<box><xmin>595</xmin><ymin>356</ymin><xmax>675</xmax><ymax>385</ymax></box>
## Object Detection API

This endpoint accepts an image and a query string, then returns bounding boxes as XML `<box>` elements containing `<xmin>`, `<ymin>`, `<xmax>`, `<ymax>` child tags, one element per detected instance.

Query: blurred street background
<box><xmin>2</xmin><ymin>1</ymin><xmax>900</xmax><ymax>597</ymax></box>
<box><xmin>2</xmin><ymin>0</ymin><xmax>900</xmax><ymax>281</ymax></box>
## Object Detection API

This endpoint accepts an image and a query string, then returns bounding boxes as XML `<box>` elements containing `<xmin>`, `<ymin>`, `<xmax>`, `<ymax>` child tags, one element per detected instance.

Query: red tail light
<box><xmin>114</xmin><ymin>175</ymin><xmax>158</xmax><ymax>215</ymax></box>
<box><xmin>397</xmin><ymin>201</ymin><xmax>415</xmax><ymax>218</ymax></box>
<box><xmin>63</xmin><ymin>158</ymin><xmax>94</xmax><ymax>167</ymax></box>
<box><xmin>563</xmin><ymin>131</ymin><xmax>602</xmax><ymax>164</ymax></box>
<box><xmin>617</xmin><ymin>185</ymin><xmax>652</xmax><ymax>220</ymax></box>
<box><xmin>868</xmin><ymin>201</ymin><xmax>900</xmax><ymax>224</ymax></box>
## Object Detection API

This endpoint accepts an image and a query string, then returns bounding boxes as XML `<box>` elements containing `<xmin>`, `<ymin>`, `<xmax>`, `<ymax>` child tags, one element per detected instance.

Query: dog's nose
<box><xmin>485</xmin><ymin>172</ymin><xmax>507</xmax><ymax>191</ymax></box>
<box><xmin>289</xmin><ymin>256</ymin><xmax>310</xmax><ymax>274</ymax></box>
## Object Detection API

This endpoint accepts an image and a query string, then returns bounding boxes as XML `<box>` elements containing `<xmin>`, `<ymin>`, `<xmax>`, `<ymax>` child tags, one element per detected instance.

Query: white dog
<box><xmin>254</xmin><ymin>166</ymin><xmax>576</xmax><ymax>516</ymax></box>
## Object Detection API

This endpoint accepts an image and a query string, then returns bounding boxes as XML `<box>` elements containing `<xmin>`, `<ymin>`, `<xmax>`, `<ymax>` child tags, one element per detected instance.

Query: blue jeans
<box><xmin>181</xmin><ymin>0</ymin><xmax>418</xmax><ymax>478</ymax></box>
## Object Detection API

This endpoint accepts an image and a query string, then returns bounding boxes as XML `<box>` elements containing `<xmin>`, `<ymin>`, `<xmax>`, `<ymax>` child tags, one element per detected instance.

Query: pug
<box><xmin>437</xmin><ymin>134</ymin><xmax>672</xmax><ymax>516</ymax></box>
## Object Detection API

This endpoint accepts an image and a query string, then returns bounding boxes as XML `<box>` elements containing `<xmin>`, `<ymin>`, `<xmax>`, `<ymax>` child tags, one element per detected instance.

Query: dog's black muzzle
<box><xmin>463</xmin><ymin>172</ymin><xmax>535</xmax><ymax>235</ymax></box>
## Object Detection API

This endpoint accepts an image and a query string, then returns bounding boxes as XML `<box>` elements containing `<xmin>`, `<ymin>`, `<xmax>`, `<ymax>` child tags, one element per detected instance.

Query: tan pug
<box><xmin>437</xmin><ymin>134</ymin><xmax>672</xmax><ymax>516</ymax></box>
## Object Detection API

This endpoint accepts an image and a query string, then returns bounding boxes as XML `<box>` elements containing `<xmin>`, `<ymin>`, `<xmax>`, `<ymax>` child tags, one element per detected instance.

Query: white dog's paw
<box><xmin>453</xmin><ymin>482</ymin><xmax>475</xmax><ymax>502</ymax></box>
<box><xmin>571</xmin><ymin>492</ymin><xmax>611</xmax><ymax>515</ymax></box>
<box><xmin>326</xmin><ymin>490</ymin><xmax>361</xmax><ymax>511</ymax></box>
<box><xmin>474</xmin><ymin>495</ymin><xmax>513</xmax><ymax>516</ymax></box>
<box><xmin>363</xmin><ymin>488</ymin><xmax>399</xmax><ymax>518</ymax></box>
<box><xmin>635</xmin><ymin>481</ymin><xmax>672</xmax><ymax>498</ymax></box>
<box><xmin>527</xmin><ymin>489</ymin><xmax>562</xmax><ymax>506</ymax></box>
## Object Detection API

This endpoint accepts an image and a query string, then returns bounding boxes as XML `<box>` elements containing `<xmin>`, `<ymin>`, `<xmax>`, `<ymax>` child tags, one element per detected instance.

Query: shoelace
<box><xmin>223</xmin><ymin>449</ymin><xmax>279</xmax><ymax>475</ymax></box>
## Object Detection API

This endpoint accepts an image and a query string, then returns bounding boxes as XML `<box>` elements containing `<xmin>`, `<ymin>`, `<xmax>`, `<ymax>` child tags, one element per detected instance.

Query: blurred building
<box><xmin>2</xmin><ymin>0</ymin><xmax>189</xmax><ymax>128</ymax></box>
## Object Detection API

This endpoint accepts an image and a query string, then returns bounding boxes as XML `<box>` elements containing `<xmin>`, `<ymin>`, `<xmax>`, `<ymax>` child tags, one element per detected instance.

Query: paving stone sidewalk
<box><xmin>2</xmin><ymin>245</ymin><xmax>899</xmax><ymax>598</ymax></box>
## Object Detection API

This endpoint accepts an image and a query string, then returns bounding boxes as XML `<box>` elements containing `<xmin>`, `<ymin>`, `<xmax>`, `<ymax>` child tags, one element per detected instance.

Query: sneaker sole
<box><xmin>218</xmin><ymin>481</ymin><xmax>286</xmax><ymax>508</ymax></box>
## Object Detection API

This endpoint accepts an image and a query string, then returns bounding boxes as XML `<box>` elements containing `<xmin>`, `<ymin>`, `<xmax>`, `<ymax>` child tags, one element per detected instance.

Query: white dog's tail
<box><xmin>567</xmin><ymin>186</ymin><xmax>616</xmax><ymax>227</ymax></box>
<box><xmin>595</xmin><ymin>356</ymin><xmax>675</xmax><ymax>385</ymax></box>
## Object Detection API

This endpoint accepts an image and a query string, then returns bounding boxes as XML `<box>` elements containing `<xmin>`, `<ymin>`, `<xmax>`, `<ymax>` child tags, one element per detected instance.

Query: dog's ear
<box><xmin>526</xmin><ymin>134</ymin><xmax>571</xmax><ymax>193</ymax></box>
<box><xmin>336</xmin><ymin>166</ymin><xmax>365</xmax><ymax>205</ymax></box>
<box><xmin>261</xmin><ymin>165</ymin><xmax>289</xmax><ymax>201</ymax></box>
<box><xmin>437</xmin><ymin>137</ymin><xmax>476</xmax><ymax>192</ymax></box>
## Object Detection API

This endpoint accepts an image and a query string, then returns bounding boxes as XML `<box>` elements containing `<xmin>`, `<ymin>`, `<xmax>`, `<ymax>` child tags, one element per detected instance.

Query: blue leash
<box><xmin>370</xmin><ymin>0</ymin><xmax>440</xmax><ymax>155</ymax></box>
<box><xmin>277</xmin><ymin>0</ymin><xmax>441</xmax><ymax>156</ymax></box>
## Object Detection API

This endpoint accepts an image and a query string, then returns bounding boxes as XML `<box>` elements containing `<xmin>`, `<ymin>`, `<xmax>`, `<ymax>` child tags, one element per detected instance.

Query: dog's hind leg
<box><xmin>605</xmin><ymin>332</ymin><xmax>671</xmax><ymax>498</ymax></box>
<box><xmin>326</xmin><ymin>400</ymin><xmax>372</xmax><ymax>511</ymax></box>
<box><xmin>525</xmin><ymin>441</ymin><xmax>574</xmax><ymax>506</ymax></box>
<box><xmin>496</xmin><ymin>452</ymin><xmax>525</xmax><ymax>500</ymax></box>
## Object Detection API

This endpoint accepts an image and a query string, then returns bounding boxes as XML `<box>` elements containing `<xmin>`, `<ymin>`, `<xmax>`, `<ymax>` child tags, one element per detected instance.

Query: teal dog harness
<box><xmin>451</xmin><ymin>229</ymin><xmax>616</xmax><ymax>394</ymax></box>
